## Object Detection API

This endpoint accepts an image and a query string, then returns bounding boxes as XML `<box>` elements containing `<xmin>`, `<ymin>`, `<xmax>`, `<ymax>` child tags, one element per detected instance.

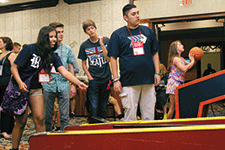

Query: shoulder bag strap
<box><xmin>0</xmin><ymin>52</ymin><xmax>11</xmax><ymax>65</ymax></box>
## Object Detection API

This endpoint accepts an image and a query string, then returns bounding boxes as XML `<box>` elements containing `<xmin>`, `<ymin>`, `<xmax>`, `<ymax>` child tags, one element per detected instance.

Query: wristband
<box><xmin>155</xmin><ymin>73</ymin><xmax>160</xmax><ymax>76</ymax></box>
<box><xmin>113</xmin><ymin>78</ymin><xmax>120</xmax><ymax>82</ymax></box>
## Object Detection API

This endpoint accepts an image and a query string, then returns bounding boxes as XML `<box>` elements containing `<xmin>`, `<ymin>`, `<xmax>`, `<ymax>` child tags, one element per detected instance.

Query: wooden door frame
<box><xmin>141</xmin><ymin>12</ymin><xmax>225</xmax><ymax>70</ymax></box>
<box><xmin>140</xmin><ymin>12</ymin><xmax>225</xmax><ymax>34</ymax></box>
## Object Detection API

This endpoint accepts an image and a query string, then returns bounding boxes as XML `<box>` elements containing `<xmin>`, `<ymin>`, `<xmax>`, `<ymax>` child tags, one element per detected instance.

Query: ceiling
<box><xmin>0</xmin><ymin>0</ymin><xmax>98</xmax><ymax>14</ymax></box>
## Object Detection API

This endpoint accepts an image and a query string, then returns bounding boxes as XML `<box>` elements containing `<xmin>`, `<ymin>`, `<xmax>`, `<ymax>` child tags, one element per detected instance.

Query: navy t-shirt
<box><xmin>12</xmin><ymin>44</ymin><xmax>63</xmax><ymax>89</ymax></box>
<box><xmin>78</xmin><ymin>37</ymin><xmax>111</xmax><ymax>81</ymax></box>
<box><xmin>107</xmin><ymin>25</ymin><xmax>159</xmax><ymax>87</ymax></box>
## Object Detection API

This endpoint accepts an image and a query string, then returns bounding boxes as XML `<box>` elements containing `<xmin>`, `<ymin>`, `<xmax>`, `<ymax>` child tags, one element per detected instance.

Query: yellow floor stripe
<box><xmin>47</xmin><ymin>124</ymin><xmax>225</xmax><ymax>136</ymax></box>
<box><xmin>78</xmin><ymin>116</ymin><xmax>225</xmax><ymax>126</ymax></box>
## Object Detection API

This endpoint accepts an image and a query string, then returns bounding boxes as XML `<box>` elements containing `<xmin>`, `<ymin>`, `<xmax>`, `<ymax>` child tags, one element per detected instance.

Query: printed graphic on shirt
<box><xmin>30</xmin><ymin>54</ymin><xmax>41</xmax><ymax>68</ymax></box>
<box><xmin>128</xmin><ymin>34</ymin><xmax>147</xmax><ymax>48</ymax></box>
<box><xmin>85</xmin><ymin>45</ymin><xmax>107</xmax><ymax>67</ymax></box>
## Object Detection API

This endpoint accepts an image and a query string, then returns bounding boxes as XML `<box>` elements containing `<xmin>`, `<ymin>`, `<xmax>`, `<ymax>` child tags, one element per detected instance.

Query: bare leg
<box><xmin>52</xmin><ymin>111</ymin><xmax>61</xmax><ymax>131</ymax></box>
<box><xmin>167</xmin><ymin>94</ymin><xmax>175</xmax><ymax>119</ymax></box>
<box><xmin>163</xmin><ymin>103</ymin><xmax>168</xmax><ymax>119</ymax></box>
<box><xmin>27</xmin><ymin>106</ymin><xmax>31</xmax><ymax>115</ymax></box>
<box><xmin>12</xmin><ymin>94</ymin><xmax>45</xmax><ymax>149</ymax></box>
<box><xmin>12</xmin><ymin>109</ymin><xmax>28</xmax><ymax>149</ymax></box>
<box><xmin>29</xmin><ymin>95</ymin><xmax>45</xmax><ymax>132</ymax></box>
<box><xmin>52</xmin><ymin>110</ymin><xmax>57</xmax><ymax>123</ymax></box>
<box><xmin>70</xmin><ymin>98</ymin><xmax>76</xmax><ymax>114</ymax></box>
<box><xmin>56</xmin><ymin>111</ymin><xmax>61</xmax><ymax>128</ymax></box>
<box><xmin>109</xmin><ymin>97</ymin><xmax>122</xmax><ymax>115</ymax></box>
<box><xmin>163</xmin><ymin>103</ymin><xmax>168</xmax><ymax>115</ymax></box>
<box><xmin>52</xmin><ymin>110</ymin><xmax>57</xmax><ymax>130</ymax></box>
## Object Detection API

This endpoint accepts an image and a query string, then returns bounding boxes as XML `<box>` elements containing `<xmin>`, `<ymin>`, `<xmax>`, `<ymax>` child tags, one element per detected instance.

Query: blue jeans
<box><xmin>86</xmin><ymin>79</ymin><xmax>111</xmax><ymax>123</ymax></box>
<box><xmin>43</xmin><ymin>90</ymin><xmax>69</xmax><ymax>131</ymax></box>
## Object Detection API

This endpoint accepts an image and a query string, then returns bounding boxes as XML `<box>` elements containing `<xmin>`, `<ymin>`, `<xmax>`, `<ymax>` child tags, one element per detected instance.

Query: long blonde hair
<box><xmin>167</xmin><ymin>40</ymin><xmax>181</xmax><ymax>71</ymax></box>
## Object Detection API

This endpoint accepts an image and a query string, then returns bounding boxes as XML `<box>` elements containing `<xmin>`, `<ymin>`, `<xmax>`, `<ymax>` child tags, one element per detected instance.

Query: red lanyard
<box><xmin>126</xmin><ymin>25</ymin><xmax>143</xmax><ymax>43</ymax></box>
<box><xmin>60</xmin><ymin>42</ymin><xmax>63</xmax><ymax>60</ymax></box>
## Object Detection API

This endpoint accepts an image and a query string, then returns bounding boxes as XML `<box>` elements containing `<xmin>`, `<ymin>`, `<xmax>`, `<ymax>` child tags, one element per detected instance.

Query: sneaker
<box><xmin>88</xmin><ymin>116</ymin><xmax>106</xmax><ymax>124</ymax></box>
<box><xmin>2</xmin><ymin>132</ymin><xmax>11</xmax><ymax>139</ymax></box>
<box><xmin>117</xmin><ymin>114</ymin><xmax>123</xmax><ymax>120</ymax></box>
<box><xmin>52</xmin><ymin>126</ymin><xmax>56</xmax><ymax>131</ymax></box>
<box><xmin>52</xmin><ymin>126</ymin><xmax>60</xmax><ymax>132</ymax></box>
<box><xmin>69</xmin><ymin>112</ymin><xmax>75</xmax><ymax>119</ymax></box>
<box><xmin>163</xmin><ymin>114</ymin><xmax>167</xmax><ymax>120</ymax></box>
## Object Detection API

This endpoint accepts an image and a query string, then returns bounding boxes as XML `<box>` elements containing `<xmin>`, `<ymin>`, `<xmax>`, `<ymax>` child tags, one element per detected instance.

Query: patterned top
<box><xmin>169</xmin><ymin>58</ymin><xmax>185</xmax><ymax>82</ymax></box>
<box><xmin>42</xmin><ymin>42</ymin><xmax>76</xmax><ymax>92</ymax></box>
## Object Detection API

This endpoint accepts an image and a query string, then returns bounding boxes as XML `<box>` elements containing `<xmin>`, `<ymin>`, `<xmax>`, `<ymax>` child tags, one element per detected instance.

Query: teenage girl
<box><xmin>166</xmin><ymin>40</ymin><xmax>195</xmax><ymax>119</ymax></box>
<box><xmin>10</xmin><ymin>26</ymin><xmax>87</xmax><ymax>150</ymax></box>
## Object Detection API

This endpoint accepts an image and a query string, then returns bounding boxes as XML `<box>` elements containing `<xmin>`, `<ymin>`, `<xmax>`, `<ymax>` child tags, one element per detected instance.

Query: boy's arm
<box><xmin>110</xmin><ymin>56</ymin><xmax>121</xmax><ymax>94</ymax></box>
<box><xmin>57</xmin><ymin>66</ymin><xmax>88</xmax><ymax>90</ymax></box>
<box><xmin>99</xmin><ymin>36</ymin><xmax>110</xmax><ymax>62</ymax></box>
<box><xmin>81</xmin><ymin>60</ymin><xmax>93</xmax><ymax>80</ymax></box>
<box><xmin>68</xmin><ymin>63</ymin><xmax>76</xmax><ymax>97</ymax></box>
<box><xmin>152</xmin><ymin>51</ymin><xmax>160</xmax><ymax>86</ymax></box>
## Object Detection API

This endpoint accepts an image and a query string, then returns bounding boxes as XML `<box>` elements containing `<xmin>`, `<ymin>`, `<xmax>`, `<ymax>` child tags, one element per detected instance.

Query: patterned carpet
<box><xmin>1</xmin><ymin>102</ymin><xmax>225</xmax><ymax>150</ymax></box>
<box><xmin>0</xmin><ymin>116</ymin><xmax>116</xmax><ymax>150</ymax></box>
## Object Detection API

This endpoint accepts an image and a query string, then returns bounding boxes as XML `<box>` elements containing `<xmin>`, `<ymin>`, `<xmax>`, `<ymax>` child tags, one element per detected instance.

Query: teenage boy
<box><xmin>107</xmin><ymin>4</ymin><xmax>160</xmax><ymax>121</ymax></box>
<box><xmin>78</xmin><ymin>19</ymin><xmax>111</xmax><ymax>123</ymax></box>
<box><xmin>12</xmin><ymin>42</ymin><xmax>21</xmax><ymax>55</ymax></box>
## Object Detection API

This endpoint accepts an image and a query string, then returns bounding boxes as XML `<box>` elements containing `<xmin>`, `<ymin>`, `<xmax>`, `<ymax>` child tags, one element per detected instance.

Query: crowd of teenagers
<box><xmin>0</xmin><ymin>4</ymin><xmax>198</xmax><ymax>150</ymax></box>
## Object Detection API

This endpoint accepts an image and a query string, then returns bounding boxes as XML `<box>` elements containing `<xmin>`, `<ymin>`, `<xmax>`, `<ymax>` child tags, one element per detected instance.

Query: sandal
<box><xmin>2</xmin><ymin>132</ymin><xmax>11</xmax><ymax>139</ymax></box>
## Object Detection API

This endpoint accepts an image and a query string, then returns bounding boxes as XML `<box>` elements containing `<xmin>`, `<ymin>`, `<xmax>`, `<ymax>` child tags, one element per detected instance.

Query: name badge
<box><xmin>0</xmin><ymin>65</ymin><xmax>3</xmax><ymax>76</ymax></box>
<box><xmin>38</xmin><ymin>69</ymin><xmax>51</xmax><ymax>83</ymax></box>
<box><xmin>132</xmin><ymin>41</ymin><xmax>145</xmax><ymax>56</ymax></box>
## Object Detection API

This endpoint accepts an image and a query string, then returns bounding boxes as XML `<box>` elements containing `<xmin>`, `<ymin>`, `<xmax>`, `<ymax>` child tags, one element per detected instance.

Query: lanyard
<box><xmin>60</xmin><ymin>42</ymin><xmax>63</xmax><ymax>60</ymax></box>
<box><xmin>126</xmin><ymin>25</ymin><xmax>143</xmax><ymax>43</ymax></box>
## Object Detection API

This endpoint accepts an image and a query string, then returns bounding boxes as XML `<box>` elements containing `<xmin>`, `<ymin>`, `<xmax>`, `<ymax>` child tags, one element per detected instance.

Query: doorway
<box><xmin>158</xmin><ymin>27</ymin><xmax>225</xmax><ymax>81</ymax></box>
<box><xmin>141</xmin><ymin>12</ymin><xmax>225</xmax><ymax>81</ymax></box>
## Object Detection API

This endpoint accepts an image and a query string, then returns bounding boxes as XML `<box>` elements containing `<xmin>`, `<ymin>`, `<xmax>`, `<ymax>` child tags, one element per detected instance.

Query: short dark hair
<box><xmin>49</xmin><ymin>22</ymin><xmax>64</xmax><ymax>28</ymax></box>
<box><xmin>13</xmin><ymin>42</ymin><xmax>21</xmax><ymax>47</ymax></box>
<box><xmin>122</xmin><ymin>4</ymin><xmax>137</xmax><ymax>16</ymax></box>
<box><xmin>22</xmin><ymin>44</ymin><xmax>27</xmax><ymax>47</ymax></box>
<box><xmin>82</xmin><ymin>19</ymin><xmax>96</xmax><ymax>32</ymax></box>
